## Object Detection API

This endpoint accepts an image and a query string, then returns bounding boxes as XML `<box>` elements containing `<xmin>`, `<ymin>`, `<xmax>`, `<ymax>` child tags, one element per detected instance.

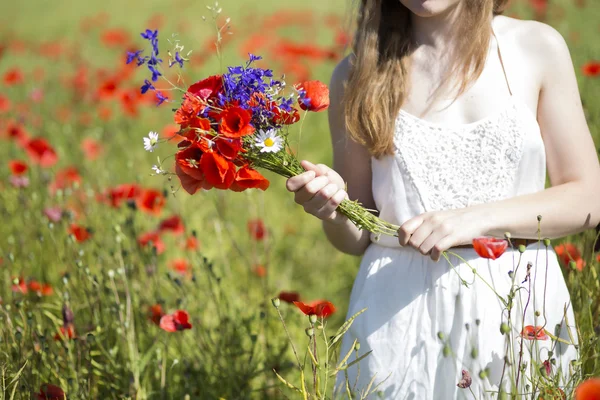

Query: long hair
<box><xmin>343</xmin><ymin>0</ymin><xmax>510</xmax><ymax>158</ymax></box>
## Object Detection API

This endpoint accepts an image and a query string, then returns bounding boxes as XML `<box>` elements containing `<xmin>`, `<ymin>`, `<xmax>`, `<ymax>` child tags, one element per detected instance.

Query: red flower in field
<box><xmin>138</xmin><ymin>230</ymin><xmax>166</xmax><ymax>254</ymax></box>
<box><xmin>44</xmin><ymin>207</ymin><xmax>63</xmax><ymax>223</ymax></box>
<box><xmin>170</xmin><ymin>258</ymin><xmax>191</xmax><ymax>275</ymax></box>
<box><xmin>575</xmin><ymin>377</ymin><xmax>600</xmax><ymax>400</ymax></box>
<box><xmin>293</xmin><ymin>300</ymin><xmax>336</xmax><ymax>318</ymax></box>
<box><xmin>49</xmin><ymin>166</ymin><xmax>82</xmax><ymax>194</ymax></box>
<box><xmin>36</xmin><ymin>383</ymin><xmax>66</xmax><ymax>400</ymax></box>
<box><xmin>28</xmin><ymin>280</ymin><xmax>53</xmax><ymax>296</ymax></box>
<box><xmin>296</xmin><ymin>80</ymin><xmax>330</xmax><ymax>112</ymax></box>
<box><xmin>278</xmin><ymin>291</ymin><xmax>301</xmax><ymax>304</ymax></box>
<box><xmin>582</xmin><ymin>62</ymin><xmax>600</xmax><ymax>77</ymax></box>
<box><xmin>158</xmin><ymin>215</ymin><xmax>185</xmax><ymax>235</ymax></box>
<box><xmin>4</xmin><ymin>121</ymin><xmax>28</xmax><ymax>143</ymax></box>
<box><xmin>200</xmin><ymin>151</ymin><xmax>236</xmax><ymax>189</ymax></box>
<box><xmin>101</xmin><ymin>28</ymin><xmax>131</xmax><ymax>47</ymax></box>
<box><xmin>554</xmin><ymin>243</ymin><xmax>585</xmax><ymax>271</ymax></box>
<box><xmin>218</xmin><ymin>106</ymin><xmax>255</xmax><ymax>138</ymax></box>
<box><xmin>472</xmin><ymin>237</ymin><xmax>508</xmax><ymax>260</ymax></box>
<box><xmin>183</xmin><ymin>235</ymin><xmax>199</xmax><ymax>251</ymax></box>
<box><xmin>54</xmin><ymin>324</ymin><xmax>75</xmax><ymax>341</ymax></box>
<box><xmin>520</xmin><ymin>325</ymin><xmax>549</xmax><ymax>340</ymax></box>
<box><xmin>543</xmin><ymin>359</ymin><xmax>552</xmax><ymax>376</ymax></box>
<box><xmin>100</xmin><ymin>183</ymin><xmax>142</xmax><ymax>208</ymax></box>
<box><xmin>160</xmin><ymin>310</ymin><xmax>192</xmax><ymax>332</ymax></box>
<box><xmin>81</xmin><ymin>137</ymin><xmax>104</xmax><ymax>160</ymax></box>
<box><xmin>136</xmin><ymin>189</ymin><xmax>166</xmax><ymax>216</ymax></box>
<box><xmin>11</xmin><ymin>276</ymin><xmax>28</xmax><ymax>294</ymax></box>
<box><xmin>9</xmin><ymin>160</ymin><xmax>28</xmax><ymax>175</ymax></box>
<box><xmin>0</xmin><ymin>93</ymin><xmax>10</xmax><ymax>113</ymax></box>
<box><xmin>187</xmin><ymin>75</ymin><xmax>223</xmax><ymax>102</ymax></box>
<box><xmin>247</xmin><ymin>219</ymin><xmax>266</xmax><ymax>241</ymax></box>
<box><xmin>25</xmin><ymin>137</ymin><xmax>58</xmax><ymax>167</ymax></box>
<box><xmin>175</xmin><ymin>142</ymin><xmax>210</xmax><ymax>194</ymax></box>
<box><xmin>253</xmin><ymin>264</ymin><xmax>267</xmax><ymax>277</ymax></box>
<box><xmin>230</xmin><ymin>165</ymin><xmax>270</xmax><ymax>192</ymax></box>
<box><xmin>174</xmin><ymin>93</ymin><xmax>205</xmax><ymax>127</ymax></box>
<box><xmin>69</xmin><ymin>224</ymin><xmax>92</xmax><ymax>243</ymax></box>
<box><xmin>215</xmin><ymin>137</ymin><xmax>243</xmax><ymax>160</ymax></box>
<box><xmin>3</xmin><ymin>67</ymin><xmax>24</xmax><ymax>86</ymax></box>
<box><xmin>148</xmin><ymin>304</ymin><xmax>165</xmax><ymax>326</ymax></box>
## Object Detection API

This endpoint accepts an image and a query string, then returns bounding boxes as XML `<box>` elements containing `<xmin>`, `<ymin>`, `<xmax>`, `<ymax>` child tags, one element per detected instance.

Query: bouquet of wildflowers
<box><xmin>128</xmin><ymin>22</ymin><xmax>400</xmax><ymax>237</ymax></box>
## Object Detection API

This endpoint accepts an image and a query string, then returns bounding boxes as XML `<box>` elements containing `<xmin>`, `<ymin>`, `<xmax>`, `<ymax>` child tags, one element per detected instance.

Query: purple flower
<box><xmin>141</xmin><ymin>80</ymin><xmax>155</xmax><ymax>94</ymax></box>
<box><xmin>148</xmin><ymin>65</ymin><xmax>162</xmax><ymax>82</ymax></box>
<box><xmin>170</xmin><ymin>52</ymin><xmax>184</xmax><ymax>68</ymax></box>
<box><xmin>155</xmin><ymin>91</ymin><xmax>168</xmax><ymax>106</ymax></box>
<box><xmin>126</xmin><ymin>50</ymin><xmax>143</xmax><ymax>65</ymax></box>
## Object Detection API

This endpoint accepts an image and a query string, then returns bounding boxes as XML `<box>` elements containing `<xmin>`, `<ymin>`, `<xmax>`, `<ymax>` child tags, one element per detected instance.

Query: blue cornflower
<box><xmin>279</xmin><ymin>96</ymin><xmax>294</xmax><ymax>112</ymax></box>
<box><xmin>141</xmin><ymin>80</ymin><xmax>155</xmax><ymax>94</ymax></box>
<box><xmin>126</xmin><ymin>50</ymin><xmax>143</xmax><ymax>65</ymax></box>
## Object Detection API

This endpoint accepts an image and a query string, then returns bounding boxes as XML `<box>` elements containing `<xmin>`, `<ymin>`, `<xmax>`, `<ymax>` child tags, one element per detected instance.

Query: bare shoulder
<box><xmin>493</xmin><ymin>16</ymin><xmax>572</xmax><ymax>78</ymax></box>
<box><xmin>329</xmin><ymin>54</ymin><xmax>354</xmax><ymax>95</ymax></box>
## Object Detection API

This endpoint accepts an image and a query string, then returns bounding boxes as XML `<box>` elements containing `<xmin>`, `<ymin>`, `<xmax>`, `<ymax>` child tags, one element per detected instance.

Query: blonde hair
<box><xmin>344</xmin><ymin>0</ymin><xmax>510</xmax><ymax>158</ymax></box>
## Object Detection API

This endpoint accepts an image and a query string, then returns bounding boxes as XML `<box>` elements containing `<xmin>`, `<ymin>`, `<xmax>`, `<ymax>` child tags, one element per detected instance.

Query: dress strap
<box><xmin>492</xmin><ymin>29</ymin><xmax>513</xmax><ymax>96</ymax></box>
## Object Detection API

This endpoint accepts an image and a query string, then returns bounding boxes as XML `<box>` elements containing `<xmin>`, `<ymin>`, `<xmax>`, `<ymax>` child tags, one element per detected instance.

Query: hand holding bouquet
<box><xmin>128</xmin><ymin>26</ymin><xmax>400</xmax><ymax>236</ymax></box>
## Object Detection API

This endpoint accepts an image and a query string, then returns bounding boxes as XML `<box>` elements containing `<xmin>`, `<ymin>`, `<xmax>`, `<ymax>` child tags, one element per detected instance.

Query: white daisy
<box><xmin>143</xmin><ymin>131</ymin><xmax>160</xmax><ymax>152</ymax></box>
<box><xmin>254</xmin><ymin>129</ymin><xmax>283</xmax><ymax>153</ymax></box>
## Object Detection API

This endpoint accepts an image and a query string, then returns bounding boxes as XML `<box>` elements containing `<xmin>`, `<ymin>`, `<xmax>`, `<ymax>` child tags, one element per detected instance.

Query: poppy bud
<box><xmin>478</xmin><ymin>368</ymin><xmax>489</xmax><ymax>379</ymax></box>
<box><xmin>354</xmin><ymin>342</ymin><xmax>361</xmax><ymax>351</ymax></box>
<box><xmin>537</xmin><ymin>215</ymin><xmax>542</xmax><ymax>222</ymax></box>
<box><xmin>518</xmin><ymin>244</ymin><xmax>526</xmax><ymax>253</ymax></box>
<box><xmin>543</xmin><ymin>238</ymin><xmax>551</xmax><ymax>247</ymax></box>
<box><xmin>271</xmin><ymin>297</ymin><xmax>280</xmax><ymax>308</ymax></box>
<box><xmin>569</xmin><ymin>260</ymin><xmax>577</xmax><ymax>271</ymax></box>
<box><xmin>309</xmin><ymin>314</ymin><xmax>317</xmax><ymax>324</ymax></box>
<box><xmin>470</xmin><ymin>348</ymin><xmax>479</xmax><ymax>359</ymax></box>
<box><xmin>500</xmin><ymin>323</ymin><xmax>510</xmax><ymax>335</ymax></box>
<box><xmin>62</xmin><ymin>304</ymin><xmax>74</xmax><ymax>326</ymax></box>
<box><xmin>535</xmin><ymin>310</ymin><xmax>541</xmax><ymax>317</ymax></box>
<box><xmin>305</xmin><ymin>327</ymin><xmax>314</xmax><ymax>337</ymax></box>
<box><xmin>437</xmin><ymin>331</ymin><xmax>445</xmax><ymax>340</ymax></box>
<box><xmin>504</xmin><ymin>232</ymin><xmax>511</xmax><ymax>240</ymax></box>
<box><xmin>443</xmin><ymin>344</ymin><xmax>451</xmax><ymax>357</ymax></box>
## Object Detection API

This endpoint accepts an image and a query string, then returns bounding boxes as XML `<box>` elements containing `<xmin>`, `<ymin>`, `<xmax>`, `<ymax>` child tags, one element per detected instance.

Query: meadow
<box><xmin>0</xmin><ymin>0</ymin><xmax>599</xmax><ymax>398</ymax></box>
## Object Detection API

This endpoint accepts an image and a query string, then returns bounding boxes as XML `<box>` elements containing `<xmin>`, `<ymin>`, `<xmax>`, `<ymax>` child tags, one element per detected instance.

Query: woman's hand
<box><xmin>285</xmin><ymin>160</ymin><xmax>348</xmax><ymax>224</ymax></box>
<box><xmin>397</xmin><ymin>208</ymin><xmax>490</xmax><ymax>262</ymax></box>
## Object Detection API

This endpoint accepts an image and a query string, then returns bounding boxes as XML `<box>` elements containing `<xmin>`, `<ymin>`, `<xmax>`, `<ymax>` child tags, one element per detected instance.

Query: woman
<box><xmin>286</xmin><ymin>0</ymin><xmax>600</xmax><ymax>398</ymax></box>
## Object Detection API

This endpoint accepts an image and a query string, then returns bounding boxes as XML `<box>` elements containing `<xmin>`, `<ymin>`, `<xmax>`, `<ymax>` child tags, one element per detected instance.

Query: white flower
<box><xmin>152</xmin><ymin>165</ymin><xmax>164</xmax><ymax>174</ymax></box>
<box><xmin>143</xmin><ymin>131</ymin><xmax>160</xmax><ymax>152</ymax></box>
<box><xmin>254</xmin><ymin>129</ymin><xmax>283</xmax><ymax>153</ymax></box>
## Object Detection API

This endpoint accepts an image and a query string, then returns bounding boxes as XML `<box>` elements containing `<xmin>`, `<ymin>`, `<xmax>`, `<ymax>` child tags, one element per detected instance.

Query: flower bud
<box><xmin>543</xmin><ymin>238</ymin><xmax>551</xmax><ymax>247</ymax></box>
<box><xmin>535</xmin><ymin>310</ymin><xmax>541</xmax><ymax>317</ymax></box>
<box><xmin>470</xmin><ymin>348</ymin><xmax>479</xmax><ymax>359</ymax></box>
<box><xmin>537</xmin><ymin>215</ymin><xmax>542</xmax><ymax>222</ymax></box>
<box><xmin>500</xmin><ymin>323</ymin><xmax>510</xmax><ymax>335</ymax></box>
<box><xmin>443</xmin><ymin>344</ymin><xmax>451</xmax><ymax>357</ymax></box>
<box><xmin>478</xmin><ymin>368</ymin><xmax>489</xmax><ymax>379</ymax></box>
<box><xmin>309</xmin><ymin>314</ymin><xmax>317</xmax><ymax>324</ymax></box>
<box><xmin>437</xmin><ymin>331</ymin><xmax>445</xmax><ymax>340</ymax></box>
<box><xmin>569</xmin><ymin>260</ymin><xmax>577</xmax><ymax>271</ymax></box>
<box><xmin>62</xmin><ymin>304</ymin><xmax>74</xmax><ymax>326</ymax></box>
<box><xmin>354</xmin><ymin>342</ymin><xmax>361</xmax><ymax>351</ymax></box>
<box><xmin>305</xmin><ymin>327</ymin><xmax>314</xmax><ymax>337</ymax></box>
<box><xmin>518</xmin><ymin>244</ymin><xmax>526</xmax><ymax>253</ymax></box>
<box><xmin>271</xmin><ymin>297</ymin><xmax>280</xmax><ymax>308</ymax></box>
<box><xmin>504</xmin><ymin>232</ymin><xmax>512</xmax><ymax>240</ymax></box>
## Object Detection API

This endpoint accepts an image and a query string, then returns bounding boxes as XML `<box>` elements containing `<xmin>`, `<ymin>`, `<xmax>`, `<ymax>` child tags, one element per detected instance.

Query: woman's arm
<box><xmin>479</xmin><ymin>22</ymin><xmax>600</xmax><ymax>239</ymax></box>
<box><xmin>285</xmin><ymin>56</ymin><xmax>376</xmax><ymax>256</ymax></box>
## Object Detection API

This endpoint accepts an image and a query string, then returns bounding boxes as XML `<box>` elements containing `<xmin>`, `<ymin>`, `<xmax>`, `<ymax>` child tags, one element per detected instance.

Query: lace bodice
<box><xmin>370</xmin><ymin>96</ymin><xmax>546</xmax><ymax>248</ymax></box>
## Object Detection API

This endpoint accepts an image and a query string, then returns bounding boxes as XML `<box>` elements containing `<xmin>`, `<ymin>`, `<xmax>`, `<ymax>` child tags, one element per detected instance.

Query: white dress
<box><xmin>335</xmin><ymin>44</ymin><xmax>579</xmax><ymax>399</ymax></box>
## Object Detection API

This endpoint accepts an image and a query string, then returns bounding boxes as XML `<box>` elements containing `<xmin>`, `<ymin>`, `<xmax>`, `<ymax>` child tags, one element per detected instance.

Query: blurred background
<box><xmin>0</xmin><ymin>0</ymin><xmax>599</xmax><ymax>398</ymax></box>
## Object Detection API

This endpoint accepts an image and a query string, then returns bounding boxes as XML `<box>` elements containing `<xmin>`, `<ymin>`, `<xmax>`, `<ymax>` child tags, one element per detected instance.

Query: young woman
<box><xmin>286</xmin><ymin>0</ymin><xmax>600</xmax><ymax>398</ymax></box>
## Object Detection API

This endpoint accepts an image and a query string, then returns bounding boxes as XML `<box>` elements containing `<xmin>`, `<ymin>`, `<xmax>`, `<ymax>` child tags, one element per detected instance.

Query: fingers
<box><xmin>286</xmin><ymin>170</ymin><xmax>316</xmax><ymax>192</ymax></box>
<box><xmin>303</xmin><ymin>183</ymin><xmax>341</xmax><ymax>212</ymax></box>
<box><xmin>294</xmin><ymin>176</ymin><xmax>330</xmax><ymax>204</ymax></box>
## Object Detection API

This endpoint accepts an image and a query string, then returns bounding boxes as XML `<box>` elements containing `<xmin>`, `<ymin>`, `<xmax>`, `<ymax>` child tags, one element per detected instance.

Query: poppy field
<box><xmin>1</xmin><ymin>0</ymin><xmax>600</xmax><ymax>399</ymax></box>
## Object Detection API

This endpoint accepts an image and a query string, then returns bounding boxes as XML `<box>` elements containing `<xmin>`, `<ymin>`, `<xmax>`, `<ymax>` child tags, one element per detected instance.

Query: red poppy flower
<box><xmin>215</xmin><ymin>137</ymin><xmax>243</xmax><ymax>160</ymax></box>
<box><xmin>174</xmin><ymin>93</ymin><xmax>205</xmax><ymax>127</ymax></box>
<box><xmin>99</xmin><ymin>183</ymin><xmax>141</xmax><ymax>208</ymax></box>
<box><xmin>200</xmin><ymin>151</ymin><xmax>236</xmax><ymax>189</ymax></box>
<box><xmin>148</xmin><ymin>304</ymin><xmax>165</xmax><ymax>326</ymax></box>
<box><xmin>101</xmin><ymin>28</ymin><xmax>131</xmax><ymax>47</ymax></box>
<box><xmin>11</xmin><ymin>276</ymin><xmax>28</xmax><ymax>294</ymax></box>
<box><xmin>278</xmin><ymin>291</ymin><xmax>301</xmax><ymax>304</ymax></box>
<box><xmin>0</xmin><ymin>93</ymin><xmax>10</xmax><ymax>113</ymax></box>
<box><xmin>3</xmin><ymin>121</ymin><xmax>28</xmax><ymax>143</ymax></box>
<box><xmin>575</xmin><ymin>377</ymin><xmax>600</xmax><ymax>400</ymax></box>
<box><xmin>54</xmin><ymin>324</ymin><xmax>75</xmax><ymax>341</ymax></box>
<box><xmin>180</xmin><ymin>117</ymin><xmax>212</xmax><ymax>140</ymax></box>
<box><xmin>170</xmin><ymin>258</ymin><xmax>191</xmax><ymax>275</ymax></box>
<box><xmin>218</xmin><ymin>106</ymin><xmax>255</xmax><ymax>138</ymax></box>
<box><xmin>520</xmin><ymin>325</ymin><xmax>549</xmax><ymax>340</ymax></box>
<box><xmin>69</xmin><ymin>224</ymin><xmax>92</xmax><ymax>242</ymax></box>
<box><xmin>159</xmin><ymin>310</ymin><xmax>192</xmax><ymax>332</ymax></box>
<box><xmin>137</xmin><ymin>231</ymin><xmax>166</xmax><ymax>254</ymax></box>
<box><xmin>272</xmin><ymin>105</ymin><xmax>300</xmax><ymax>125</ymax></box>
<box><xmin>28</xmin><ymin>280</ymin><xmax>53</xmax><ymax>296</ymax></box>
<box><xmin>296</xmin><ymin>80</ymin><xmax>330</xmax><ymax>112</ymax></box>
<box><xmin>230</xmin><ymin>166</ymin><xmax>270</xmax><ymax>192</ymax></box>
<box><xmin>247</xmin><ymin>219</ymin><xmax>266</xmax><ymax>241</ymax></box>
<box><xmin>293</xmin><ymin>300</ymin><xmax>336</xmax><ymax>318</ymax></box>
<box><xmin>187</xmin><ymin>75</ymin><xmax>223</xmax><ymax>101</ymax></box>
<box><xmin>175</xmin><ymin>142</ymin><xmax>211</xmax><ymax>195</ymax></box>
<box><xmin>49</xmin><ymin>167</ymin><xmax>82</xmax><ymax>194</ymax></box>
<box><xmin>25</xmin><ymin>137</ymin><xmax>58</xmax><ymax>167</ymax></box>
<box><xmin>36</xmin><ymin>383</ymin><xmax>66</xmax><ymax>400</ymax></box>
<box><xmin>3</xmin><ymin>67</ymin><xmax>24</xmax><ymax>86</ymax></box>
<box><xmin>136</xmin><ymin>189</ymin><xmax>166</xmax><ymax>216</ymax></box>
<box><xmin>81</xmin><ymin>137</ymin><xmax>104</xmax><ymax>160</ymax></box>
<box><xmin>183</xmin><ymin>235</ymin><xmax>199</xmax><ymax>251</ymax></box>
<box><xmin>9</xmin><ymin>160</ymin><xmax>28</xmax><ymax>175</ymax></box>
<box><xmin>472</xmin><ymin>237</ymin><xmax>508</xmax><ymax>260</ymax></box>
<box><xmin>158</xmin><ymin>215</ymin><xmax>185</xmax><ymax>235</ymax></box>
<box><xmin>554</xmin><ymin>243</ymin><xmax>585</xmax><ymax>271</ymax></box>
<box><xmin>253</xmin><ymin>264</ymin><xmax>267</xmax><ymax>277</ymax></box>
